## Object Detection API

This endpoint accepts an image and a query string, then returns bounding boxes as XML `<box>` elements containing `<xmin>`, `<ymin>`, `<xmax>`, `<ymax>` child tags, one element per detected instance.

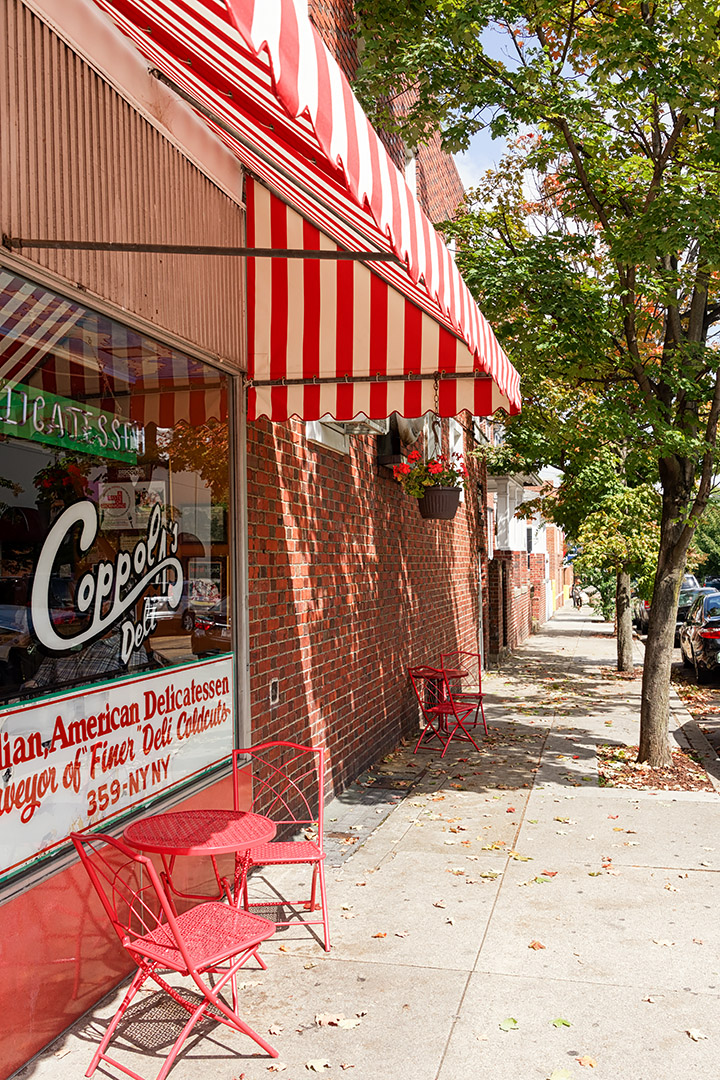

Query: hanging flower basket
<box><xmin>417</xmin><ymin>486</ymin><xmax>461</xmax><ymax>520</ymax></box>
<box><xmin>393</xmin><ymin>450</ymin><xmax>467</xmax><ymax>520</ymax></box>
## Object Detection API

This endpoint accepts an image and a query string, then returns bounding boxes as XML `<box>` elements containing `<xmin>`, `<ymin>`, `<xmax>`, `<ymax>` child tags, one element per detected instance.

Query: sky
<box><xmin>455</xmin><ymin>130</ymin><xmax>506</xmax><ymax>189</ymax></box>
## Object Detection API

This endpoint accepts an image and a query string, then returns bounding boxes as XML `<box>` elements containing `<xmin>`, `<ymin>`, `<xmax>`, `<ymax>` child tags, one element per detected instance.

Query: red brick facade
<box><xmin>247</xmin><ymin>419</ymin><xmax>485</xmax><ymax>792</ymax></box>
<box><xmin>416</xmin><ymin>135</ymin><xmax>465</xmax><ymax>223</ymax></box>
<box><xmin>306</xmin><ymin>0</ymin><xmax>358</xmax><ymax>83</ymax></box>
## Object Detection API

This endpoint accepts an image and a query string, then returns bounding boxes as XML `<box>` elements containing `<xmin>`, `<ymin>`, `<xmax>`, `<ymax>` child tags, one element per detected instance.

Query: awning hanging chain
<box><xmin>434</xmin><ymin>373</ymin><xmax>440</xmax><ymax>417</ymax></box>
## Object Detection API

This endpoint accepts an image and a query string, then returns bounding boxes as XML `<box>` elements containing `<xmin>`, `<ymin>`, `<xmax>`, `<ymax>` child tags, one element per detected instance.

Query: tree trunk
<box><xmin>638</xmin><ymin>474</ymin><xmax>691</xmax><ymax>765</ymax></box>
<box><xmin>616</xmin><ymin>570</ymin><xmax>634</xmax><ymax>673</ymax></box>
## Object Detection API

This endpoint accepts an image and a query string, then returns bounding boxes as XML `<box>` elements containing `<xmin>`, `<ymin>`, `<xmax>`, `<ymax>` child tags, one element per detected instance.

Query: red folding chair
<box><xmin>232</xmin><ymin>742</ymin><xmax>330</xmax><ymax>951</ymax></box>
<box><xmin>71</xmin><ymin>831</ymin><xmax>278</xmax><ymax>1080</ymax></box>
<box><xmin>408</xmin><ymin>666</ymin><xmax>483</xmax><ymax>757</ymax></box>
<box><xmin>440</xmin><ymin>650</ymin><xmax>489</xmax><ymax>735</ymax></box>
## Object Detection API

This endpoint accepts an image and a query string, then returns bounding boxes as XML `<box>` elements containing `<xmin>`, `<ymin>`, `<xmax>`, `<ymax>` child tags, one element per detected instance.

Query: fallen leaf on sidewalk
<box><xmin>267</xmin><ymin>1065</ymin><xmax>287</xmax><ymax>1073</ymax></box>
<box><xmin>304</xmin><ymin>962</ymin><xmax>316</xmax><ymax>970</ymax></box>
<box><xmin>315</xmin><ymin>1015</ymin><xmax>344</xmax><ymax>1027</ymax></box>
<box><xmin>372</xmin><ymin>932</ymin><xmax>387</xmax><ymax>938</ymax></box>
<box><xmin>340</xmin><ymin>1064</ymin><xmax>355</xmax><ymax>1071</ymax></box>
<box><xmin>577</xmin><ymin>1056</ymin><xmax>597</xmax><ymax>1067</ymax></box>
<box><xmin>693</xmin><ymin>938</ymin><xmax>704</xmax><ymax>945</ymax></box>
<box><xmin>642</xmin><ymin>996</ymin><xmax>656</xmax><ymax>1003</ymax></box>
<box><xmin>395</xmin><ymin>931</ymin><xmax>409</xmax><ymax>938</ymax></box>
<box><xmin>499</xmin><ymin>1017</ymin><xmax>519</xmax><ymax>1031</ymax></box>
<box><xmin>528</xmin><ymin>940</ymin><xmax>546</xmax><ymax>950</ymax></box>
<box><xmin>433</xmin><ymin>900</ymin><xmax>446</xmax><ymax>908</ymax></box>
<box><xmin>608</xmin><ymin>814</ymin><xmax>619</xmax><ymax>819</ymax></box>
<box><xmin>507</xmin><ymin>807</ymin><xmax>516</xmax><ymax>813</ymax></box>
<box><xmin>686</xmin><ymin>1030</ymin><xmax>708</xmax><ymax>1041</ymax></box>
<box><xmin>268</xmin><ymin>1025</ymin><xmax>283</xmax><ymax>1035</ymax></box>
<box><xmin>548</xmin><ymin>1070</ymin><xmax>574</xmax><ymax>1080</ymax></box>
<box><xmin>541</xmin><ymin>870</ymin><xmax>558</xmax><ymax>877</ymax></box>
<box><xmin>652</xmin><ymin>939</ymin><xmax>675</xmax><ymax>947</ymax></box>
<box><xmin>551</xmin><ymin>1018</ymin><xmax>571</xmax><ymax>1028</ymax></box>
<box><xmin>305</xmin><ymin>1061</ymin><xmax>332</xmax><ymax>1072</ymax></box>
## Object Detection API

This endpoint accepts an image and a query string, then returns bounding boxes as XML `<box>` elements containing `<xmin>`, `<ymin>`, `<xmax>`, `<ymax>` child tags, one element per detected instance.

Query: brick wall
<box><xmin>247</xmin><ymin>419</ymin><xmax>484</xmax><ymax>796</ymax></box>
<box><xmin>416</xmin><ymin>135</ymin><xmax>465</xmax><ymax>224</ymax></box>
<box><xmin>307</xmin><ymin>0</ymin><xmax>358</xmax><ymax>82</ymax></box>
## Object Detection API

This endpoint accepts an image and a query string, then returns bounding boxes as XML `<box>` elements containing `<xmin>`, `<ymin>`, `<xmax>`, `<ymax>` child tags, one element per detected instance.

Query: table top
<box><xmin>412</xmin><ymin>666</ymin><xmax>467</xmax><ymax>679</ymax></box>
<box><xmin>123</xmin><ymin>808</ymin><xmax>276</xmax><ymax>856</ymax></box>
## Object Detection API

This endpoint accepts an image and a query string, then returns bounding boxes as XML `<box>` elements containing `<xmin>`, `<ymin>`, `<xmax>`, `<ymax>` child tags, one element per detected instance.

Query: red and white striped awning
<box><xmin>90</xmin><ymin>0</ymin><xmax>521</xmax><ymax>420</ymax></box>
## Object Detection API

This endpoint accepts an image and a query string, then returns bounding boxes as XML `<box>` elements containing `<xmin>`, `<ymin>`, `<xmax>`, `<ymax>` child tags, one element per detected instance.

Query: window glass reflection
<box><xmin>0</xmin><ymin>270</ymin><xmax>232</xmax><ymax>702</ymax></box>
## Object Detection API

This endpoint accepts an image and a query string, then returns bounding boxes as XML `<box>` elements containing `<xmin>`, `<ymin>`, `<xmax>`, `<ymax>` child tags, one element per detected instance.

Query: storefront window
<box><xmin>0</xmin><ymin>269</ymin><xmax>235</xmax><ymax>886</ymax></box>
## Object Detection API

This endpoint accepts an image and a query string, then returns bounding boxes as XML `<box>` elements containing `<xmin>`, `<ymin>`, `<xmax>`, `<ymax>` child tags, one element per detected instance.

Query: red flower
<box><xmin>408</xmin><ymin>450</ymin><xmax>422</xmax><ymax>463</ymax></box>
<box><xmin>428</xmin><ymin>461</ymin><xmax>443</xmax><ymax>474</ymax></box>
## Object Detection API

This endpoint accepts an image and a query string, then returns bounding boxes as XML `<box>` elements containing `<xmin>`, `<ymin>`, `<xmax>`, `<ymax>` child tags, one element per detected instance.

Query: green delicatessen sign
<box><xmin>0</xmin><ymin>381</ymin><xmax>143</xmax><ymax>462</ymax></box>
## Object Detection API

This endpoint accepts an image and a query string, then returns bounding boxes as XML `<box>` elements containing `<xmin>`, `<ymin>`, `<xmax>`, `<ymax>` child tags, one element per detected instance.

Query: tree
<box><xmin>355</xmin><ymin>0</ymin><xmax>720</xmax><ymax>765</ymax></box>
<box><xmin>574</xmin><ymin>486</ymin><xmax>661</xmax><ymax>662</ymax></box>
<box><xmin>482</xmin><ymin>401</ymin><xmax>660</xmax><ymax>671</ymax></box>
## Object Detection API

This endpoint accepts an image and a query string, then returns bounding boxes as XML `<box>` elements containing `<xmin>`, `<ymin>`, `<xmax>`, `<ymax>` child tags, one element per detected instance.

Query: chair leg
<box><xmin>439</xmin><ymin>719</ymin><xmax>482</xmax><ymax>758</ymax></box>
<box><xmin>306</xmin><ymin>864</ymin><xmax>319</xmax><ymax>911</ymax></box>
<box><xmin>86</xmin><ymin>967</ymin><xmax>147</xmax><ymax>1077</ymax></box>
<box><xmin>479</xmin><ymin>701</ymin><xmax>488</xmax><ymax>736</ymax></box>
<box><xmin>316</xmin><ymin>859</ymin><xmax>330</xmax><ymax>952</ymax></box>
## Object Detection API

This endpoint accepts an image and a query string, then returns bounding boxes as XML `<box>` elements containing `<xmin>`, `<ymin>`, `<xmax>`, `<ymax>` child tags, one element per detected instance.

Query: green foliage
<box><xmin>357</xmin><ymin>3</ymin><xmax>720</xmax><ymax>745</ymax></box>
<box><xmin>355</xmin><ymin>0</ymin><xmax>720</xmax><ymax>538</ymax></box>
<box><xmin>690</xmin><ymin>499</ymin><xmax>720</xmax><ymax>579</ymax></box>
<box><xmin>575</xmin><ymin>566</ymin><xmax>615</xmax><ymax>621</ymax></box>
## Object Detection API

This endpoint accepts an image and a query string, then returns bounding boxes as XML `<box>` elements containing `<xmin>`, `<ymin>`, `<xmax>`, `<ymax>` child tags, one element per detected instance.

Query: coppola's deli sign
<box><xmin>0</xmin><ymin>657</ymin><xmax>233</xmax><ymax>883</ymax></box>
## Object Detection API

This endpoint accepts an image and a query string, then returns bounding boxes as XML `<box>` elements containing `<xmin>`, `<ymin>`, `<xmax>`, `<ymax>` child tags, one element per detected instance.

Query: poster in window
<box><xmin>188</xmin><ymin>557</ymin><xmax>223</xmax><ymax>610</ymax></box>
<box><xmin>99</xmin><ymin>483</ymin><xmax>135</xmax><ymax>531</ymax></box>
<box><xmin>135</xmin><ymin>481</ymin><xmax>166</xmax><ymax>527</ymax></box>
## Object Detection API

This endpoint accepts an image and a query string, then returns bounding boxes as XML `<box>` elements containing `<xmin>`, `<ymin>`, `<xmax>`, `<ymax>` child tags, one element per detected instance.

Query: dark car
<box><xmin>634</xmin><ymin>572</ymin><xmax>703</xmax><ymax>636</ymax></box>
<box><xmin>190</xmin><ymin>597</ymin><xmax>231</xmax><ymax>656</ymax></box>
<box><xmin>679</xmin><ymin>591</ymin><xmax>720</xmax><ymax>682</ymax></box>
<box><xmin>675</xmin><ymin>586</ymin><xmax>720</xmax><ymax>646</ymax></box>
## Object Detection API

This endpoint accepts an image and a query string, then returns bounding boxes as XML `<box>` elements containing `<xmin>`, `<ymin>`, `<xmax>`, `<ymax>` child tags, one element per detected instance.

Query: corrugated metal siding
<box><xmin>0</xmin><ymin>0</ymin><xmax>245</xmax><ymax>366</ymax></box>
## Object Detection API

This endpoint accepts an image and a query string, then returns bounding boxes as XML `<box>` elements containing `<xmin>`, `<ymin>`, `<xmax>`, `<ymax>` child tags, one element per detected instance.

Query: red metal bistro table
<box><xmin>123</xmin><ymin>808</ymin><xmax>276</xmax><ymax>907</ymax></box>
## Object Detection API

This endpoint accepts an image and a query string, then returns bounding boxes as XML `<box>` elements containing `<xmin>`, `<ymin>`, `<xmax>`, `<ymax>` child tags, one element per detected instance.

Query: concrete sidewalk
<box><xmin>21</xmin><ymin>606</ymin><xmax>720</xmax><ymax>1080</ymax></box>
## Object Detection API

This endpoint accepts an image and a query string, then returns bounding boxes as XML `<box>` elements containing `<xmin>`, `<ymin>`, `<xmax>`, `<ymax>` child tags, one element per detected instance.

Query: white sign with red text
<box><xmin>0</xmin><ymin>656</ymin><xmax>233</xmax><ymax>882</ymax></box>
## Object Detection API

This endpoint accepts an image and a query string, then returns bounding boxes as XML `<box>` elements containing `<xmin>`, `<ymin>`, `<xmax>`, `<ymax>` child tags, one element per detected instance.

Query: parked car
<box><xmin>633</xmin><ymin>572</ymin><xmax>703</xmax><ymax>635</ymax></box>
<box><xmin>679</xmin><ymin>590</ymin><xmax>720</xmax><ymax>682</ymax></box>
<box><xmin>675</xmin><ymin>587</ymin><xmax>719</xmax><ymax>645</ymax></box>
<box><xmin>633</xmin><ymin>595</ymin><xmax>651</xmax><ymax>634</ymax></box>
<box><xmin>191</xmin><ymin>597</ymin><xmax>231</xmax><ymax>656</ymax></box>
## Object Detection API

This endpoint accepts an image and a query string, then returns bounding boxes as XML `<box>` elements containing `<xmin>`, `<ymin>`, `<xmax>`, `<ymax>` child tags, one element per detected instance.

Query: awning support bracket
<box><xmin>1</xmin><ymin>235</ymin><xmax>400</xmax><ymax>262</ymax></box>
<box><xmin>250</xmin><ymin>371</ymin><xmax>490</xmax><ymax>388</ymax></box>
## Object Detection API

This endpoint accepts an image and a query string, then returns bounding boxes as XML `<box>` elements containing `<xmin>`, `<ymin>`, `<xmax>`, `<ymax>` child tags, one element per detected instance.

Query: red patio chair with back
<box><xmin>231</xmin><ymin>741</ymin><xmax>330</xmax><ymax>951</ymax></box>
<box><xmin>408</xmin><ymin>665</ymin><xmax>483</xmax><ymax>757</ymax></box>
<box><xmin>71</xmin><ymin>831</ymin><xmax>278</xmax><ymax>1080</ymax></box>
<box><xmin>440</xmin><ymin>650</ymin><xmax>489</xmax><ymax>735</ymax></box>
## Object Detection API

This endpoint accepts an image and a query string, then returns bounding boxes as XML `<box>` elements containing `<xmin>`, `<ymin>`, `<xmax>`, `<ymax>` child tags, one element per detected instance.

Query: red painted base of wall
<box><xmin>0</xmin><ymin>774</ymin><xmax>238</xmax><ymax>1079</ymax></box>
